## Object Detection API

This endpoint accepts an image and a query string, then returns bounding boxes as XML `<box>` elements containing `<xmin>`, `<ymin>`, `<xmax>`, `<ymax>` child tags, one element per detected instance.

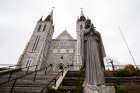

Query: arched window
<box><xmin>37</xmin><ymin>25</ymin><xmax>41</xmax><ymax>32</ymax></box>
<box><xmin>43</xmin><ymin>24</ymin><xmax>46</xmax><ymax>31</ymax></box>
<box><xmin>26</xmin><ymin>58</ymin><xmax>32</xmax><ymax>67</ymax></box>
<box><xmin>32</xmin><ymin>36</ymin><xmax>40</xmax><ymax>52</ymax></box>
<box><xmin>58</xmin><ymin>63</ymin><xmax>64</xmax><ymax>70</ymax></box>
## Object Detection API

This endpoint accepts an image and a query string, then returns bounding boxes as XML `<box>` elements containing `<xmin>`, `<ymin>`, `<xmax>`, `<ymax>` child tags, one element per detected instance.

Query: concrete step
<box><xmin>61</xmin><ymin>81</ymin><xmax>81</xmax><ymax>86</ymax></box>
<box><xmin>65</xmin><ymin>71</ymin><xmax>81</xmax><ymax>77</ymax></box>
<box><xmin>0</xmin><ymin>80</ymin><xmax>54</xmax><ymax>87</ymax></box>
<box><xmin>0</xmin><ymin>71</ymin><xmax>58</xmax><ymax>81</ymax></box>
<box><xmin>58</xmin><ymin>71</ymin><xmax>83</xmax><ymax>92</ymax></box>
<box><xmin>0</xmin><ymin>72</ymin><xmax>57</xmax><ymax>84</ymax></box>
<box><xmin>58</xmin><ymin>86</ymin><xmax>77</xmax><ymax>90</ymax></box>
<box><xmin>0</xmin><ymin>87</ymin><xmax>43</xmax><ymax>93</ymax></box>
<box><xmin>0</xmin><ymin>70</ymin><xmax>60</xmax><ymax>93</ymax></box>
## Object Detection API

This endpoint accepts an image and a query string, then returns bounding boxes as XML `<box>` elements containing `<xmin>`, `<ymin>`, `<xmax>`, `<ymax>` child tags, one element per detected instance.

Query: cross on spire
<box><xmin>80</xmin><ymin>8</ymin><xmax>84</xmax><ymax>16</ymax></box>
<box><xmin>52</xmin><ymin>6</ymin><xmax>55</xmax><ymax>9</ymax></box>
<box><xmin>49</xmin><ymin>6</ymin><xmax>55</xmax><ymax>16</ymax></box>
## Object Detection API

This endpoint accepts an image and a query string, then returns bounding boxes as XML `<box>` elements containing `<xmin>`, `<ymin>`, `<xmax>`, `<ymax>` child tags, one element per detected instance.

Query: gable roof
<box><xmin>55</xmin><ymin>30</ymin><xmax>74</xmax><ymax>40</ymax></box>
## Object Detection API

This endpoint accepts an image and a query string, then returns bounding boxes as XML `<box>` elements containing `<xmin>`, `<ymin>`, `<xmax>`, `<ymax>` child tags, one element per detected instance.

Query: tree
<box><xmin>117</xmin><ymin>64</ymin><xmax>136</xmax><ymax>77</ymax></box>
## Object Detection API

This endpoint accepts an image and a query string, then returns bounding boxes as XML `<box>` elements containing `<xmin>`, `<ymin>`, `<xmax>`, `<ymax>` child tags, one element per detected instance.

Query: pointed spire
<box><xmin>49</xmin><ymin>7</ymin><xmax>54</xmax><ymax>18</ymax></box>
<box><xmin>38</xmin><ymin>16</ymin><xmax>43</xmax><ymax>22</ymax></box>
<box><xmin>79</xmin><ymin>8</ymin><xmax>86</xmax><ymax>21</ymax></box>
<box><xmin>44</xmin><ymin>7</ymin><xmax>54</xmax><ymax>23</ymax></box>
<box><xmin>80</xmin><ymin>8</ymin><xmax>84</xmax><ymax>16</ymax></box>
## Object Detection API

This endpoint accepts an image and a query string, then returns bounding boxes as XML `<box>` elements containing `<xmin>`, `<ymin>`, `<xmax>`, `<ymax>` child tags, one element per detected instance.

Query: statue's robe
<box><xmin>82</xmin><ymin>29</ymin><xmax>106</xmax><ymax>85</ymax></box>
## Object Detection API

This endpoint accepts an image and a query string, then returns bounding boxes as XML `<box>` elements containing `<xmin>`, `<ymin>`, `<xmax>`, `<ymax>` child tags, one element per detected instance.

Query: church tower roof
<box><xmin>44</xmin><ymin>9</ymin><xmax>53</xmax><ymax>23</ymax></box>
<box><xmin>55</xmin><ymin>30</ymin><xmax>74</xmax><ymax>40</ymax></box>
<box><xmin>79</xmin><ymin>8</ymin><xmax>86</xmax><ymax>21</ymax></box>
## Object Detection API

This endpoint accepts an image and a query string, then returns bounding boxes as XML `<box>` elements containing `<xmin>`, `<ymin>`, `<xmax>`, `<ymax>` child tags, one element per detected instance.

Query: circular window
<box><xmin>57</xmin><ymin>63</ymin><xmax>65</xmax><ymax>70</ymax></box>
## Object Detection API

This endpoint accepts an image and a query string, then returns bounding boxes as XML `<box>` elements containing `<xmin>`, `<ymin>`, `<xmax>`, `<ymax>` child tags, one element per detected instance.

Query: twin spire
<box><xmin>38</xmin><ymin>8</ymin><xmax>87</xmax><ymax>22</ymax></box>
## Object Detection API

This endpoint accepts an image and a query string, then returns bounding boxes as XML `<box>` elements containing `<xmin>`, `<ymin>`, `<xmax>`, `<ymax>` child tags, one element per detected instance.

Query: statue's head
<box><xmin>85</xmin><ymin>19</ymin><xmax>91</xmax><ymax>29</ymax></box>
<box><xmin>84</xmin><ymin>19</ymin><xmax>96</xmax><ymax>35</ymax></box>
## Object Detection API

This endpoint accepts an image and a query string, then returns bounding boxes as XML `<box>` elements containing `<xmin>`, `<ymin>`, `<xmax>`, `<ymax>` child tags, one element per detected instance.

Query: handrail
<box><xmin>0</xmin><ymin>64</ymin><xmax>52</xmax><ymax>86</ymax></box>
<box><xmin>0</xmin><ymin>64</ymin><xmax>37</xmax><ymax>75</ymax></box>
<box><xmin>39</xmin><ymin>65</ymin><xmax>83</xmax><ymax>92</ymax></box>
<box><xmin>0</xmin><ymin>64</ymin><xmax>53</xmax><ymax>93</ymax></box>
<box><xmin>1</xmin><ymin>64</ymin><xmax>140</xmax><ymax>71</ymax></box>
<box><xmin>0</xmin><ymin>64</ymin><xmax>39</xmax><ymax>83</ymax></box>
<box><xmin>0</xmin><ymin>65</ymin><xmax>21</xmax><ymax>74</ymax></box>
<box><xmin>0</xmin><ymin>64</ymin><xmax>21</xmax><ymax>70</ymax></box>
<box><xmin>52</xmin><ymin>69</ymin><xmax>68</xmax><ymax>90</ymax></box>
<box><xmin>105</xmin><ymin>65</ymin><xmax>140</xmax><ymax>71</ymax></box>
<box><xmin>40</xmin><ymin>70</ymin><xmax>63</xmax><ymax>93</ymax></box>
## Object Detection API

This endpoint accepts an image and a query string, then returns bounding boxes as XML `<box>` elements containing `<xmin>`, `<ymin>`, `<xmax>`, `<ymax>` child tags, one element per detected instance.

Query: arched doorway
<box><xmin>57</xmin><ymin>63</ymin><xmax>65</xmax><ymax>70</ymax></box>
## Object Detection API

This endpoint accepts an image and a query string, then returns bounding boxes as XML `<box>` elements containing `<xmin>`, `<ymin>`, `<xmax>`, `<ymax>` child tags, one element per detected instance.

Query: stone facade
<box><xmin>17</xmin><ymin>10</ymin><xmax>54</xmax><ymax>70</ymax></box>
<box><xmin>46</xmin><ymin>31</ymin><xmax>78</xmax><ymax>71</ymax></box>
<box><xmin>17</xmin><ymin>10</ymin><xmax>105</xmax><ymax>72</ymax></box>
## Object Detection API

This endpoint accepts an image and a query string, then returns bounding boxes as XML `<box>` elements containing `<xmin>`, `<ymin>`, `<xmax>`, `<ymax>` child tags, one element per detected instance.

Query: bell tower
<box><xmin>17</xmin><ymin>9</ymin><xmax>54</xmax><ymax>70</ymax></box>
<box><xmin>76</xmin><ymin>9</ymin><xmax>86</xmax><ymax>66</ymax></box>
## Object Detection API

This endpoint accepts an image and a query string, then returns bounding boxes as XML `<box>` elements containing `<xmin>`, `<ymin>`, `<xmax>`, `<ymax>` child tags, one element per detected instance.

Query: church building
<box><xmin>17</xmin><ymin>9</ymin><xmax>90</xmax><ymax>71</ymax></box>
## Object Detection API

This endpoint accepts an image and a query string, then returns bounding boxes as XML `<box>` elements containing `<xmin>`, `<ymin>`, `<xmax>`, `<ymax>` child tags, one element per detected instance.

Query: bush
<box><xmin>116</xmin><ymin>87</ymin><xmax>127</xmax><ymax>93</ymax></box>
<box><xmin>115</xmin><ymin>84</ymin><xmax>140</xmax><ymax>93</ymax></box>
<box><xmin>123</xmin><ymin>64</ymin><xmax>136</xmax><ymax>76</ymax></box>
<box><xmin>116</xmin><ymin>64</ymin><xmax>136</xmax><ymax>77</ymax></box>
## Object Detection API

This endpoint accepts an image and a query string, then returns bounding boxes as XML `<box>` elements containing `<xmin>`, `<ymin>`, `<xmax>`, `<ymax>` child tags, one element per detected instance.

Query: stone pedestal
<box><xmin>84</xmin><ymin>84</ymin><xmax>115</xmax><ymax>93</ymax></box>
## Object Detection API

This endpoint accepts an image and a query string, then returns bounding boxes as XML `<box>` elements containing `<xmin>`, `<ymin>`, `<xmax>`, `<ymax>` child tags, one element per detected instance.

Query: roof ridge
<box><xmin>55</xmin><ymin>30</ymin><xmax>74</xmax><ymax>40</ymax></box>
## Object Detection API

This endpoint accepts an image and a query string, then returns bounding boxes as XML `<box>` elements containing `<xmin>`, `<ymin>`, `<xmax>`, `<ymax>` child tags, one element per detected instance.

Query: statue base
<box><xmin>84</xmin><ymin>84</ymin><xmax>115</xmax><ymax>93</ymax></box>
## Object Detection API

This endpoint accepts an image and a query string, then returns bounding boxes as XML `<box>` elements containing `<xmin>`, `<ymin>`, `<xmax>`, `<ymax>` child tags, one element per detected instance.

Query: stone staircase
<box><xmin>58</xmin><ymin>71</ymin><xmax>84</xmax><ymax>93</ymax></box>
<box><xmin>0</xmin><ymin>69</ymin><xmax>60</xmax><ymax>93</ymax></box>
<box><xmin>0</xmin><ymin>66</ymin><xmax>84</xmax><ymax>93</ymax></box>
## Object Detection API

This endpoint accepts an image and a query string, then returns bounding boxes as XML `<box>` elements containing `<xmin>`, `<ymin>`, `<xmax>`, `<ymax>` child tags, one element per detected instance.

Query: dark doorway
<box><xmin>58</xmin><ymin>63</ymin><xmax>64</xmax><ymax>70</ymax></box>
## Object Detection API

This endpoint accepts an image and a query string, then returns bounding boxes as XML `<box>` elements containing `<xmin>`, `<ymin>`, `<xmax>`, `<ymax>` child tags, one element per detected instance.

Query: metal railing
<box><xmin>105</xmin><ymin>65</ymin><xmax>140</xmax><ymax>71</ymax></box>
<box><xmin>39</xmin><ymin>65</ymin><xmax>84</xmax><ymax>93</ymax></box>
<box><xmin>39</xmin><ymin>70</ymin><xmax>65</xmax><ymax>93</ymax></box>
<box><xmin>0</xmin><ymin>65</ymin><xmax>36</xmax><ymax>84</ymax></box>
<box><xmin>105</xmin><ymin>76</ymin><xmax>140</xmax><ymax>84</ymax></box>
<box><xmin>0</xmin><ymin>64</ymin><xmax>53</xmax><ymax>93</ymax></box>
<box><xmin>0</xmin><ymin>64</ymin><xmax>90</xmax><ymax>93</ymax></box>
<box><xmin>0</xmin><ymin>64</ymin><xmax>16</xmax><ymax>68</ymax></box>
<box><xmin>3</xmin><ymin>64</ymin><xmax>137</xmax><ymax>93</ymax></box>
<box><xmin>0</xmin><ymin>64</ymin><xmax>21</xmax><ymax>72</ymax></box>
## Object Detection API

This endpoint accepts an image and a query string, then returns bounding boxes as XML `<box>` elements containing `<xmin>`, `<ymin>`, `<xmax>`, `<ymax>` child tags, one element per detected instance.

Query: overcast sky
<box><xmin>0</xmin><ymin>0</ymin><xmax>140</xmax><ymax>65</ymax></box>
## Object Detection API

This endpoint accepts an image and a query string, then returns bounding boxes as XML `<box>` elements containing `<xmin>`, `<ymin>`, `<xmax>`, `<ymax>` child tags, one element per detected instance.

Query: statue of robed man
<box><xmin>81</xmin><ymin>19</ymin><xmax>106</xmax><ymax>86</ymax></box>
